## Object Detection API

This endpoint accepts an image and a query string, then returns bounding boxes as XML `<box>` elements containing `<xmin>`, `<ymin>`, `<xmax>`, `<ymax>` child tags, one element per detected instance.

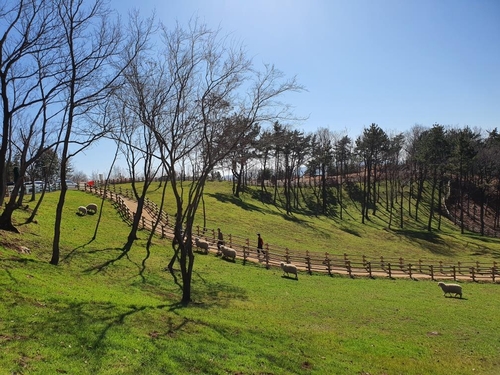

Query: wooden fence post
<box><xmin>387</xmin><ymin>263</ymin><xmax>392</xmax><ymax>279</ymax></box>
<box><xmin>367</xmin><ymin>262</ymin><xmax>372</xmax><ymax>278</ymax></box>
<box><xmin>491</xmin><ymin>267</ymin><xmax>495</xmax><ymax>283</ymax></box>
<box><xmin>264</xmin><ymin>244</ymin><xmax>270</xmax><ymax>269</ymax></box>
<box><xmin>470</xmin><ymin>267</ymin><xmax>476</xmax><ymax>282</ymax></box>
<box><xmin>380</xmin><ymin>256</ymin><xmax>385</xmax><ymax>270</ymax></box>
<box><xmin>458</xmin><ymin>261</ymin><xmax>462</xmax><ymax>274</ymax></box>
<box><xmin>452</xmin><ymin>266</ymin><xmax>456</xmax><ymax>281</ymax></box>
<box><xmin>399</xmin><ymin>257</ymin><xmax>404</xmax><ymax>271</ymax></box>
<box><xmin>408</xmin><ymin>264</ymin><xmax>412</xmax><ymax>279</ymax></box>
<box><xmin>346</xmin><ymin>260</ymin><xmax>352</xmax><ymax>278</ymax></box>
<box><xmin>419</xmin><ymin>259</ymin><xmax>422</xmax><ymax>273</ymax></box>
<box><xmin>161</xmin><ymin>225</ymin><xmax>165</xmax><ymax>238</ymax></box>
<box><xmin>285</xmin><ymin>248</ymin><xmax>290</xmax><ymax>264</ymax></box>
<box><xmin>430</xmin><ymin>265</ymin><xmax>434</xmax><ymax>281</ymax></box>
<box><xmin>324</xmin><ymin>252</ymin><xmax>332</xmax><ymax>276</ymax></box>
<box><xmin>439</xmin><ymin>261</ymin><xmax>443</xmax><ymax>274</ymax></box>
<box><xmin>243</xmin><ymin>246</ymin><xmax>248</xmax><ymax>264</ymax></box>
<box><xmin>229</xmin><ymin>234</ymin><xmax>232</xmax><ymax>248</ymax></box>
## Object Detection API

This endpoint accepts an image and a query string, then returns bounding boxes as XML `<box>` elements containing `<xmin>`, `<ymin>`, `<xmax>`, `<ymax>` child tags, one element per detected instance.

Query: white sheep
<box><xmin>220</xmin><ymin>245</ymin><xmax>237</xmax><ymax>262</ymax></box>
<box><xmin>280</xmin><ymin>262</ymin><xmax>298</xmax><ymax>279</ymax></box>
<box><xmin>77</xmin><ymin>206</ymin><xmax>87</xmax><ymax>216</ymax></box>
<box><xmin>437</xmin><ymin>282</ymin><xmax>462</xmax><ymax>298</ymax></box>
<box><xmin>195</xmin><ymin>237</ymin><xmax>210</xmax><ymax>254</ymax></box>
<box><xmin>86</xmin><ymin>203</ymin><xmax>98</xmax><ymax>214</ymax></box>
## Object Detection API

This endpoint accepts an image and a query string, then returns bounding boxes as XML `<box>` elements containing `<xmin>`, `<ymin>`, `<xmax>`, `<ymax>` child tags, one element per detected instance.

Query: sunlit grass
<box><xmin>1</xmin><ymin>188</ymin><xmax>499</xmax><ymax>374</ymax></box>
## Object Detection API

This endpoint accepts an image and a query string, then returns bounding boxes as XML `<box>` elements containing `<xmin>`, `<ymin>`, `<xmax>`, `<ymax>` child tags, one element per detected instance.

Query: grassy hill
<box><xmin>140</xmin><ymin>180</ymin><xmax>500</xmax><ymax>264</ymax></box>
<box><xmin>0</xmin><ymin>185</ymin><xmax>499</xmax><ymax>374</ymax></box>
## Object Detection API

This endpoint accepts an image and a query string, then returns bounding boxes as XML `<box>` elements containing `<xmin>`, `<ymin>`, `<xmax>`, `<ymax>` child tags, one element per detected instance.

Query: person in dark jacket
<box><xmin>257</xmin><ymin>233</ymin><xmax>264</xmax><ymax>255</ymax></box>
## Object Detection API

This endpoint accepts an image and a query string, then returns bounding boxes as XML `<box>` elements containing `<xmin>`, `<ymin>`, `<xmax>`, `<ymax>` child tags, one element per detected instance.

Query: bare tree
<box><xmin>104</xmin><ymin>13</ymin><xmax>165</xmax><ymax>247</ymax></box>
<box><xmin>112</xmin><ymin>105</ymin><xmax>161</xmax><ymax>245</ymax></box>
<box><xmin>138</xmin><ymin>20</ymin><xmax>304</xmax><ymax>304</ymax></box>
<box><xmin>50</xmin><ymin>0</ymin><xmax>147</xmax><ymax>265</ymax></box>
<box><xmin>0</xmin><ymin>0</ymin><xmax>65</xmax><ymax>230</ymax></box>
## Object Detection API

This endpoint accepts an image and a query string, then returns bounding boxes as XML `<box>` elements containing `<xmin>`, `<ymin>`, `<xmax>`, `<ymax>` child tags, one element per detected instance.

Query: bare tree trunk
<box><xmin>400</xmin><ymin>182</ymin><xmax>405</xmax><ymax>229</ymax></box>
<box><xmin>437</xmin><ymin>176</ymin><xmax>443</xmax><ymax>230</ymax></box>
<box><xmin>234</xmin><ymin>162</ymin><xmax>244</xmax><ymax>197</ymax></box>
<box><xmin>427</xmin><ymin>174</ymin><xmax>437</xmax><ymax>232</ymax></box>
<box><xmin>0</xmin><ymin>193</ymin><xmax>20</xmax><ymax>233</ymax></box>
<box><xmin>27</xmin><ymin>188</ymin><xmax>46</xmax><ymax>223</ymax></box>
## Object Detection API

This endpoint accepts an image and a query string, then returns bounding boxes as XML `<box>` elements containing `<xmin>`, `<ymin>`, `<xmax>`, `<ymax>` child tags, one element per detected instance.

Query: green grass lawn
<box><xmin>1</xmin><ymin>187</ymin><xmax>500</xmax><ymax>374</ymax></box>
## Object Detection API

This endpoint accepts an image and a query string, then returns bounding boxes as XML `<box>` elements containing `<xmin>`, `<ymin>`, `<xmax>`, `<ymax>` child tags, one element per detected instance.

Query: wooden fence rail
<box><xmin>83</xmin><ymin>184</ymin><xmax>500</xmax><ymax>284</ymax></box>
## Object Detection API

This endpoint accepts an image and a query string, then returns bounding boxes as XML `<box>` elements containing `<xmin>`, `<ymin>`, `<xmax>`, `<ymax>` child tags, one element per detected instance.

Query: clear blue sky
<box><xmin>74</xmin><ymin>0</ymin><xmax>500</xmax><ymax>178</ymax></box>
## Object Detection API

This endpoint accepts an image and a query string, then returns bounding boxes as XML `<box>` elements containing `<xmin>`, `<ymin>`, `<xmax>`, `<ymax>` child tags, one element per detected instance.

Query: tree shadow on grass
<box><xmin>15</xmin><ymin>271</ymin><xmax>249</xmax><ymax>364</ymax></box>
<box><xmin>208</xmin><ymin>192</ymin><xmax>311</xmax><ymax>226</ymax></box>
<box><xmin>281</xmin><ymin>214</ymin><xmax>308</xmax><ymax>225</ymax></box>
<box><xmin>61</xmin><ymin>238</ymin><xmax>102</xmax><ymax>262</ymax></box>
<box><xmin>4</xmin><ymin>250</ymin><xmax>250</xmax><ymax>370</ymax></box>
<box><xmin>458</xmin><ymin>235</ymin><xmax>500</xmax><ymax>259</ymax></box>
<box><xmin>395</xmin><ymin>229</ymin><xmax>456</xmax><ymax>256</ymax></box>
<box><xmin>207</xmin><ymin>192</ymin><xmax>264</xmax><ymax>213</ymax></box>
<box><xmin>340</xmin><ymin>226</ymin><xmax>362</xmax><ymax>237</ymax></box>
<box><xmin>192</xmin><ymin>276</ymin><xmax>249</xmax><ymax>306</ymax></box>
<box><xmin>82</xmin><ymin>244</ymin><xmax>141</xmax><ymax>274</ymax></box>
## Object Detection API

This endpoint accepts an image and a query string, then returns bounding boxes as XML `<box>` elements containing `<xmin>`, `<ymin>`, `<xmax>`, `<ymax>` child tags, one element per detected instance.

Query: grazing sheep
<box><xmin>438</xmin><ymin>282</ymin><xmax>462</xmax><ymax>298</ymax></box>
<box><xmin>195</xmin><ymin>237</ymin><xmax>210</xmax><ymax>254</ymax></box>
<box><xmin>220</xmin><ymin>245</ymin><xmax>237</xmax><ymax>262</ymax></box>
<box><xmin>77</xmin><ymin>206</ymin><xmax>87</xmax><ymax>216</ymax></box>
<box><xmin>280</xmin><ymin>262</ymin><xmax>298</xmax><ymax>279</ymax></box>
<box><xmin>86</xmin><ymin>203</ymin><xmax>98</xmax><ymax>214</ymax></box>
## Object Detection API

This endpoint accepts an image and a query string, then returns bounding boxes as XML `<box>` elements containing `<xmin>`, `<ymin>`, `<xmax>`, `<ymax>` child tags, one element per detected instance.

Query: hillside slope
<box><xmin>137</xmin><ymin>181</ymin><xmax>500</xmax><ymax>264</ymax></box>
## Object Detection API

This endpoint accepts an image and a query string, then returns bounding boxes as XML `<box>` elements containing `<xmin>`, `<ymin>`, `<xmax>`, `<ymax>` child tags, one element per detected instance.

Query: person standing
<box><xmin>257</xmin><ymin>233</ymin><xmax>264</xmax><ymax>255</ymax></box>
<box><xmin>217</xmin><ymin>228</ymin><xmax>224</xmax><ymax>250</ymax></box>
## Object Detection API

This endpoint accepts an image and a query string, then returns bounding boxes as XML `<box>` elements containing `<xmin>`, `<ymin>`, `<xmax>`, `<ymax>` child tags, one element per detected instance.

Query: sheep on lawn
<box><xmin>86</xmin><ymin>203</ymin><xmax>98</xmax><ymax>214</ymax></box>
<box><xmin>77</xmin><ymin>206</ymin><xmax>87</xmax><ymax>216</ymax></box>
<box><xmin>220</xmin><ymin>245</ymin><xmax>237</xmax><ymax>262</ymax></box>
<box><xmin>280</xmin><ymin>262</ymin><xmax>298</xmax><ymax>280</ymax></box>
<box><xmin>194</xmin><ymin>237</ymin><xmax>210</xmax><ymax>254</ymax></box>
<box><xmin>437</xmin><ymin>282</ymin><xmax>462</xmax><ymax>298</ymax></box>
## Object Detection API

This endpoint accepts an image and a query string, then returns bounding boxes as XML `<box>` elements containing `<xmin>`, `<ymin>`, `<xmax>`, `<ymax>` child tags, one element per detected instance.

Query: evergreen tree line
<box><xmin>228</xmin><ymin>122</ymin><xmax>500</xmax><ymax>236</ymax></box>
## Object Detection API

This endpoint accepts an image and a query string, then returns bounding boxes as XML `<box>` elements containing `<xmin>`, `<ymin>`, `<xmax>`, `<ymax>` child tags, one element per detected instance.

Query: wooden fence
<box><xmin>83</xmin><ymin>184</ymin><xmax>500</xmax><ymax>284</ymax></box>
